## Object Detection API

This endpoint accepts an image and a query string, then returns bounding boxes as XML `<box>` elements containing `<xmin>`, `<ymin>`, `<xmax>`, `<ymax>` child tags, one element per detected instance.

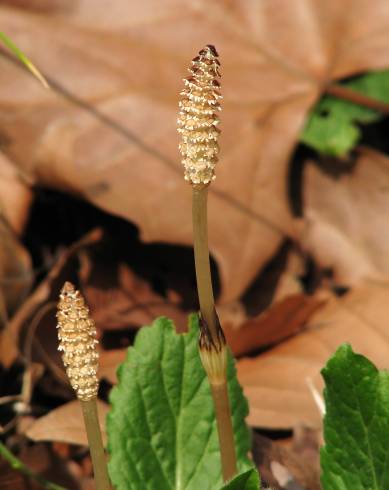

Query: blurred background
<box><xmin>1</xmin><ymin>1</ymin><xmax>389</xmax><ymax>488</ymax></box>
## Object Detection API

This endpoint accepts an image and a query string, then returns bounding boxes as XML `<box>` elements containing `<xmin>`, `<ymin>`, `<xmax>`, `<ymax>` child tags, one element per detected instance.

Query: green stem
<box><xmin>192</xmin><ymin>185</ymin><xmax>238</xmax><ymax>482</ymax></box>
<box><xmin>0</xmin><ymin>31</ymin><xmax>49</xmax><ymax>88</ymax></box>
<box><xmin>81</xmin><ymin>399</ymin><xmax>110</xmax><ymax>490</ymax></box>
<box><xmin>0</xmin><ymin>442</ymin><xmax>67</xmax><ymax>490</ymax></box>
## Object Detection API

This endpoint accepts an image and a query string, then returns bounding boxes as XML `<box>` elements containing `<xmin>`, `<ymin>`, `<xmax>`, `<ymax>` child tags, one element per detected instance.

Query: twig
<box><xmin>0</xmin><ymin>442</ymin><xmax>67</xmax><ymax>490</ymax></box>
<box><xmin>325</xmin><ymin>83</ymin><xmax>389</xmax><ymax>114</ymax></box>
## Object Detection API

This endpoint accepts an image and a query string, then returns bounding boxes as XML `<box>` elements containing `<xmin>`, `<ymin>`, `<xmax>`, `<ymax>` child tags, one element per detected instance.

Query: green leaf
<box><xmin>301</xmin><ymin>70</ymin><xmax>389</xmax><ymax>156</ymax></box>
<box><xmin>0</xmin><ymin>31</ymin><xmax>48</xmax><ymax>88</ymax></box>
<box><xmin>321</xmin><ymin>343</ymin><xmax>389</xmax><ymax>490</ymax></box>
<box><xmin>107</xmin><ymin>315</ymin><xmax>252</xmax><ymax>490</ymax></box>
<box><xmin>219</xmin><ymin>468</ymin><xmax>260</xmax><ymax>489</ymax></box>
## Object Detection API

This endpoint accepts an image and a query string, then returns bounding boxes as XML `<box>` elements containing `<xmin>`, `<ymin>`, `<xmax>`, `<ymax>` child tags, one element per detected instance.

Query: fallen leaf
<box><xmin>225</xmin><ymin>293</ymin><xmax>325</xmax><ymax>356</ymax></box>
<box><xmin>98</xmin><ymin>348</ymin><xmax>126</xmax><ymax>384</ymax></box>
<box><xmin>0</xmin><ymin>153</ymin><xmax>33</xmax><ymax>323</ymax></box>
<box><xmin>80</xmin><ymin>256</ymin><xmax>187</xmax><ymax>331</ymax></box>
<box><xmin>1</xmin><ymin>228</ymin><xmax>101</xmax><ymax>368</ymax></box>
<box><xmin>217</xmin><ymin>301</ymin><xmax>248</xmax><ymax>330</ymax></box>
<box><xmin>302</xmin><ymin>148</ymin><xmax>389</xmax><ymax>286</ymax></box>
<box><xmin>271</xmin><ymin>248</ymin><xmax>307</xmax><ymax>303</ymax></box>
<box><xmin>26</xmin><ymin>399</ymin><xmax>109</xmax><ymax>446</ymax></box>
<box><xmin>253</xmin><ymin>429</ymin><xmax>320</xmax><ymax>490</ymax></box>
<box><xmin>0</xmin><ymin>215</ymin><xmax>32</xmax><ymax>319</ymax></box>
<box><xmin>2</xmin><ymin>2</ymin><xmax>389</xmax><ymax>300</ymax></box>
<box><xmin>0</xmin><ymin>442</ymin><xmax>80</xmax><ymax>490</ymax></box>
<box><xmin>0</xmin><ymin>152</ymin><xmax>32</xmax><ymax>234</ymax></box>
<box><xmin>0</xmin><ymin>459</ymin><xmax>27</xmax><ymax>490</ymax></box>
<box><xmin>237</xmin><ymin>279</ymin><xmax>389</xmax><ymax>429</ymax></box>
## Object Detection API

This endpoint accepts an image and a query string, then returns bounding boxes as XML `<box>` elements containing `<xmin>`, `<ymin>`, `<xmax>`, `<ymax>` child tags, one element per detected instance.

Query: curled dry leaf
<box><xmin>224</xmin><ymin>293</ymin><xmax>326</xmax><ymax>357</ymax></box>
<box><xmin>0</xmin><ymin>216</ymin><xmax>32</xmax><ymax>319</ymax></box>
<box><xmin>253</xmin><ymin>429</ymin><xmax>320</xmax><ymax>490</ymax></box>
<box><xmin>80</xmin><ymin>258</ymin><xmax>187</xmax><ymax>331</ymax></box>
<box><xmin>302</xmin><ymin>148</ymin><xmax>389</xmax><ymax>286</ymax></box>
<box><xmin>26</xmin><ymin>399</ymin><xmax>109</xmax><ymax>446</ymax></box>
<box><xmin>98</xmin><ymin>348</ymin><xmax>126</xmax><ymax>385</ymax></box>
<box><xmin>0</xmin><ymin>153</ymin><xmax>33</xmax><ymax>323</ymax></box>
<box><xmin>0</xmin><ymin>152</ymin><xmax>32</xmax><ymax>234</ymax></box>
<box><xmin>1</xmin><ymin>228</ymin><xmax>101</xmax><ymax>368</ymax></box>
<box><xmin>2</xmin><ymin>2</ymin><xmax>389</xmax><ymax>300</ymax></box>
<box><xmin>237</xmin><ymin>279</ymin><xmax>389</xmax><ymax>429</ymax></box>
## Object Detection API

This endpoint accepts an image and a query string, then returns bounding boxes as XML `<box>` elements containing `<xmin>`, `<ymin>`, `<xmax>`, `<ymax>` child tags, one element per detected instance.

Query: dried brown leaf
<box><xmin>237</xmin><ymin>279</ymin><xmax>389</xmax><ymax>429</ymax></box>
<box><xmin>81</xmin><ymin>259</ymin><xmax>187</xmax><ymax>331</ymax></box>
<box><xmin>26</xmin><ymin>399</ymin><xmax>109</xmax><ymax>446</ymax></box>
<box><xmin>1</xmin><ymin>228</ymin><xmax>101</xmax><ymax>368</ymax></box>
<box><xmin>302</xmin><ymin>148</ymin><xmax>389</xmax><ymax>286</ymax></box>
<box><xmin>253</xmin><ymin>429</ymin><xmax>320</xmax><ymax>490</ymax></box>
<box><xmin>0</xmin><ymin>152</ymin><xmax>33</xmax><ymax>322</ymax></box>
<box><xmin>0</xmin><ymin>216</ymin><xmax>33</xmax><ymax>368</ymax></box>
<box><xmin>0</xmin><ymin>153</ymin><xmax>32</xmax><ymax>234</ymax></box>
<box><xmin>2</xmin><ymin>2</ymin><xmax>389</xmax><ymax>299</ymax></box>
<box><xmin>98</xmin><ymin>348</ymin><xmax>126</xmax><ymax>384</ymax></box>
<box><xmin>224</xmin><ymin>293</ymin><xmax>325</xmax><ymax>356</ymax></box>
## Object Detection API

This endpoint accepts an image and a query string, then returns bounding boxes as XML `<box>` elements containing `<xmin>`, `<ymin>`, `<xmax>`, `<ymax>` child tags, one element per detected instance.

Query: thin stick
<box><xmin>192</xmin><ymin>185</ymin><xmax>238</xmax><ymax>482</ymax></box>
<box><xmin>81</xmin><ymin>400</ymin><xmax>110</xmax><ymax>490</ymax></box>
<box><xmin>0</xmin><ymin>31</ymin><xmax>49</xmax><ymax>89</ymax></box>
<box><xmin>325</xmin><ymin>83</ymin><xmax>389</xmax><ymax>114</ymax></box>
<box><xmin>0</xmin><ymin>442</ymin><xmax>66</xmax><ymax>490</ymax></box>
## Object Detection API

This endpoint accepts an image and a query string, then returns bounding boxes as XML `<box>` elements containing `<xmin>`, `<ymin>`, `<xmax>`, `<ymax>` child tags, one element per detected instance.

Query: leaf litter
<box><xmin>1</xmin><ymin>1</ymin><xmax>389</xmax><ymax>489</ymax></box>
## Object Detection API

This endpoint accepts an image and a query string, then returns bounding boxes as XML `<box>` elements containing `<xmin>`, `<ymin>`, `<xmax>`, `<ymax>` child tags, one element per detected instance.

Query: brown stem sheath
<box><xmin>325</xmin><ymin>83</ymin><xmax>389</xmax><ymax>114</ymax></box>
<box><xmin>81</xmin><ymin>400</ymin><xmax>110</xmax><ymax>490</ymax></box>
<box><xmin>211</xmin><ymin>383</ymin><xmax>237</xmax><ymax>482</ymax></box>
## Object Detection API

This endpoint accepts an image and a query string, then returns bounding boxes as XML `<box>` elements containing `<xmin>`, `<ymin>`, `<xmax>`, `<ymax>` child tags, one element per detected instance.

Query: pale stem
<box><xmin>81</xmin><ymin>399</ymin><xmax>111</xmax><ymax>490</ymax></box>
<box><xmin>192</xmin><ymin>184</ymin><xmax>238</xmax><ymax>482</ymax></box>
<box><xmin>211</xmin><ymin>383</ymin><xmax>238</xmax><ymax>482</ymax></box>
<box><xmin>192</xmin><ymin>186</ymin><xmax>218</xmax><ymax>339</ymax></box>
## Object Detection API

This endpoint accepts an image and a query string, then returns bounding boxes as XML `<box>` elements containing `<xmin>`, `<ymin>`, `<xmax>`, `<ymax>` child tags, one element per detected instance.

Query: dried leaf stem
<box><xmin>0</xmin><ymin>442</ymin><xmax>66</xmax><ymax>490</ymax></box>
<box><xmin>57</xmin><ymin>282</ymin><xmax>110</xmax><ymax>490</ymax></box>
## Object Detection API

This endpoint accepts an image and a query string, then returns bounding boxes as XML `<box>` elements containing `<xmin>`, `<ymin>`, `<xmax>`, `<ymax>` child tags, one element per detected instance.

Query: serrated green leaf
<box><xmin>219</xmin><ymin>468</ymin><xmax>260</xmax><ymax>489</ymax></box>
<box><xmin>0</xmin><ymin>31</ymin><xmax>48</xmax><ymax>88</ymax></box>
<box><xmin>321</xmin><ymin>343</ymin><xmax>389</xmax><ymax>490</ymax></box>
<box><xmin>107</xmin><ymin>315</ymin><xmax>252</xmax><ymax>490</ymax></box>
<box><xmin>301</xmin><ymin>70</ymin><xmax>389</xmax><ymax>156</ymax></box>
